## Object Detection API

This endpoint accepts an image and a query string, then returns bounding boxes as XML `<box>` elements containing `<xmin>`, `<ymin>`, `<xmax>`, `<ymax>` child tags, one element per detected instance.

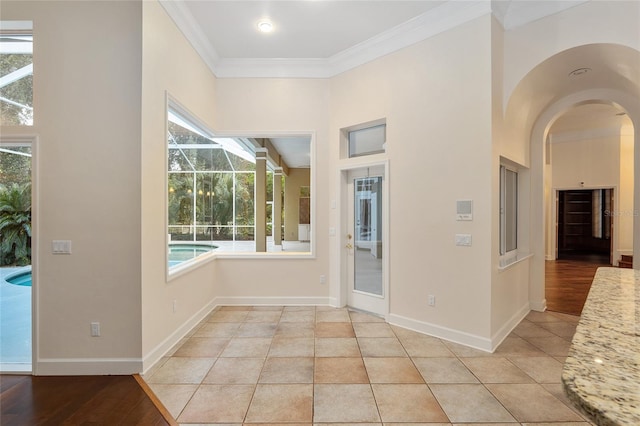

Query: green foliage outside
<box><xmin>0</xmin><ymin>49</ymin><xmax>33</xmax><ymax>126</ymax></box>
<box><xmin>0</xmin><ymin>183</ymin><xmax>32</xmax><ymax>266</ymax></box>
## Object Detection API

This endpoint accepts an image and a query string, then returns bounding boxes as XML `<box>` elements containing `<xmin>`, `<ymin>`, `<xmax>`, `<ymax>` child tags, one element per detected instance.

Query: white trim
<box><xmin>490</xmin><ymin>303</ymin><xmax>530</xmax><ymax>350</ymax></box>
<box><xmin>212</xmin><ymin>296</ymin><xmax>331</xmax><ymax>307</ymax></box>
<box><xmin>142</xmin><ymin>297</ymin><xmax>218</xmax><ymax>374</ymax></box>
<box><xmin>35</xmin><ymin>358</ymin><xmax>143</xmax><ymax>376</ymax></box>
<box><xmin>529</xmin><ymin>299</ymin><xmax>547</xmax><ymax>312</ymax></box>
<box><xmin>388</xmin><ymin>313</ymin><xmax>493</xmax><ymax>353</ymax></box>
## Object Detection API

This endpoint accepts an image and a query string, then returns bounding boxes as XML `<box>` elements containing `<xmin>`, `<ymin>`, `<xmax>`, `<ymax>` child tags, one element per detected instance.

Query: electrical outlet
<box><xmin>319</xmin><ymin>275</ymin><xmax>326</xmax><ymax>284</ymax></box>
<box><xmin>172</xmin><ymin>300</ymin><xmax>177</xmax><ymax>313</ymax></box>
<box><xmin>428</xmin><ymin>295</ymin><xmax>436</xmax><ymax>307</ymax></box>
<box><xmin>90</xmin><ymin>322</ymin><xmax>100</xmax><ymax>337</ymax></box>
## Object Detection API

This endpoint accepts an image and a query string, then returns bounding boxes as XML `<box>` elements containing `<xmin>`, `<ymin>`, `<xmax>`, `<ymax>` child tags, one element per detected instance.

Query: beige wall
<box><xmin>284</xmin><ymin>168</ymin><xmax>311</xmax><ymax>241</ymax></box>
<box><xmin>140</xmin><ymin>0</ymin><xmax>220</xmax><ymax>369</ymax></box>
<box><xmin>549</xmin><ymin>130</ymin><xmax>634</xmax><ymax>264</ymax></box>
<box><xmin>2</xmin><ymin>1</ymin><xmax>143</xmax><ymax>374</ymax></box>
<box><xmin>329</xmin><ymin>16</ymin><xmax>494</xmax><ymax>345</ymax></box>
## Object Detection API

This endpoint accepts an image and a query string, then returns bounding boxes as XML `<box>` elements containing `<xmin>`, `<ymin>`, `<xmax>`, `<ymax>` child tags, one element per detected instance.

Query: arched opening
<box><xmin>505</xmin><ymin>43</ymin><xmax>640</xmax><ymax>315</ymax></box>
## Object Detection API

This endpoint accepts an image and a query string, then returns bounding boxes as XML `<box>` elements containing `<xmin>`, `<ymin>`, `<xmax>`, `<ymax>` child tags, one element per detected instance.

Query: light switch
<box><xmin>52</xmin><ymin>240</ymin><xmax>72</xmax><ymax>254</ymax></box>
<box><xmin>455</xmin><ymin>234</ymin><xmax>472</xmax><ymax>246</ymax></box>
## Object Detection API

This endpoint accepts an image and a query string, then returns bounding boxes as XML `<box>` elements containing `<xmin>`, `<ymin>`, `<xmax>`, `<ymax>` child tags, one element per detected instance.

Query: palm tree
<box><xmin>0</xmin><ymin>183</ymin><xmax>32</xmax><ymax>266</ymax></box>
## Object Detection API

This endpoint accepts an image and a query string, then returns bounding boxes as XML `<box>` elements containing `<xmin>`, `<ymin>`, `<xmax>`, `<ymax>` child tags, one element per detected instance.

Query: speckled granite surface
<box><xmin>562</xmin><ymin>267</ymin><xmax>640</xmax><ymax>426</ymax></box>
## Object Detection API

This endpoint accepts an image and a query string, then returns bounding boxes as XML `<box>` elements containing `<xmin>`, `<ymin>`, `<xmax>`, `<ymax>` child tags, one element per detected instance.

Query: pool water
<box><xmin>168</xmin><ymin>244</ymin><xmax>217</xmax><ymax>267</ymax></box>
<box><xmin>6</xmin><ymin>271</ymin><xmax>32</xmax><ymax>287</ymax></box>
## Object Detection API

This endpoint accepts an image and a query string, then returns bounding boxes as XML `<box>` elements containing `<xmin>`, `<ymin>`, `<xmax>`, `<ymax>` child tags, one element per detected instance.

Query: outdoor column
<box><xmin>273</xmin><ymin>167</ymin><xmax>283</xmax><ymax>251</ymax></box>
<box><xmin>255</xmin><ymin>148</ymin><xmax>267</xmax><ymax>252</ymax></box>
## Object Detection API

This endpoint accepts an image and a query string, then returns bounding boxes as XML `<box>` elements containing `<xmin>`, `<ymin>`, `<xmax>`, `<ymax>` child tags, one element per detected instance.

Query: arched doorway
<box><xmin>505</xmin><ymin>43</ymin><xmax>640</xmax><ymax>314</ymax></box>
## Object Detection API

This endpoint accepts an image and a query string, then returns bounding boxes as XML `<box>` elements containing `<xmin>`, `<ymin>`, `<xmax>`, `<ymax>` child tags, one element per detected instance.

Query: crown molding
<box><xmin>159</xmin><ymin>0</ymin><xmax>588</xmax><ymax>79</ymax></box>
<box><xmin>160</xmin><ymin>0</ymin><xmax>491</xmax><ymax>79</ymax></box>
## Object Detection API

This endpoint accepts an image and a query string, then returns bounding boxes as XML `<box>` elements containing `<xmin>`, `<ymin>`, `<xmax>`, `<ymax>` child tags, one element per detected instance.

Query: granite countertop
<box><xmin>562</xmin><ymin>267</ymin><xmax>640</xmax><ymax>426</ymax></box>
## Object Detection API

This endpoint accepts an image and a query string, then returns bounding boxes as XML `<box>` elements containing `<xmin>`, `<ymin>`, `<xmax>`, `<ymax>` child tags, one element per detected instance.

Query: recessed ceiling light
<box><xmin>568</xmin><ymin>67</ymin><xmax>591</xmax><ymax>77</ymax></box>
<box><xmin>257</xmin><ymin>19</ymin><xmax>274</xmax><ymax>33</ymax></box>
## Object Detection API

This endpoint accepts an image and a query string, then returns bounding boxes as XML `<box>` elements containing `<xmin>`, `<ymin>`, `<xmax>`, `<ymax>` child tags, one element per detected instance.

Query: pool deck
<box><xmin>0</xmin><ymin>266</ymin><xmax>32</xmax><ymax>369</ymax></box>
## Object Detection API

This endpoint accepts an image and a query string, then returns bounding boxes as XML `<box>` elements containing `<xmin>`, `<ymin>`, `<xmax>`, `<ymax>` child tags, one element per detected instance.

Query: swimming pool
<box><xmin>5</xmin><ymin>270</ymin><xmax>32</xmax><ymax>287</ymax></box>
<box><xmin>0</xmin><ymin>266</ymin><xmax>32</xmax><ymax>366</ymax></box>
<box><xmin>168</xmin><ymin>243</ymin><xmax>218</xmax><ymax>267</ymax></box>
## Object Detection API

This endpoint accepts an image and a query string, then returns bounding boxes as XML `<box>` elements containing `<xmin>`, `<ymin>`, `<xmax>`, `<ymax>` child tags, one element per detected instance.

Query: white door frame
<box><xmin>337</xmin><ymin>159</ymin><xmax>389</xmax><ymax>319</ymax></box>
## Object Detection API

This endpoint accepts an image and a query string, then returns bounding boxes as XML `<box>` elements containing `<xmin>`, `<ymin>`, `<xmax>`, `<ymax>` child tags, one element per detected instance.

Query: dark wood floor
<box><xmin>0</xmin><ymin>374</ymin><xmax>175</xmax><ymax>426</ymax></box>
<box><xmin>545</xmin><ymin>253</ymin><xmax>611</xmax><ymax>316</ymax></box>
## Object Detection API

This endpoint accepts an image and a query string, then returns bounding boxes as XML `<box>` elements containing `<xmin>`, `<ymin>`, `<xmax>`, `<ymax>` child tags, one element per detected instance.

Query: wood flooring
<box><xmin>545</xmin><ymin>254</ymin><xmax>611</xmax><ymax>316</ymax></box>
<box><xmin>0</xmin><ymin>374</ymin><xmax>175</xmax><ymax>426</ymax></box>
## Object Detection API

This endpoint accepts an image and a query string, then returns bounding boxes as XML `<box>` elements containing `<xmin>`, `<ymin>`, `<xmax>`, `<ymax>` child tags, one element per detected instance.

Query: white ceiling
<box><xmin>160</xmin><ymin>0</ymin><xmax>589</xmax><ymax>78</ymax></box>
<box><xmin>550</xmin><ymin>103</ymin><xmax>632</xmax><ymax>135</ymax></box>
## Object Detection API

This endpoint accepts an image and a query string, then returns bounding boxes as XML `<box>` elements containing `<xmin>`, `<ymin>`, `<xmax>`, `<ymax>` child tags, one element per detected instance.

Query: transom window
<box><xmin>0</xmin><ymin>22</ymin><xmax>33</xmax><ymax>126</ymax></box>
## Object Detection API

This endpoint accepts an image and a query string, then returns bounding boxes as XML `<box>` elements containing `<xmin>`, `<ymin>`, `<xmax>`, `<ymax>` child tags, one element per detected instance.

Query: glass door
<box><xmin>346</xmin><ymin>166</ymin><xmax>385</xmax><ymax>315</ymax></box>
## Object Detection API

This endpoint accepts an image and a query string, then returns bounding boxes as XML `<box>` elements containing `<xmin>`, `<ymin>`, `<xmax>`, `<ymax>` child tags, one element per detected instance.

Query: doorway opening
<box><xmin>0</xmin><ymin>140</ymin><xmax>33</xmax><ymax>372</ymax></box>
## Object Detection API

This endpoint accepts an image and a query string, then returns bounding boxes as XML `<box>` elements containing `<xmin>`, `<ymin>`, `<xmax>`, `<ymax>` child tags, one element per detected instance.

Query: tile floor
<box><xmin>144</xmin><ymin>306</ymin><xmax>595</xmax><ymax>425</ymax></box>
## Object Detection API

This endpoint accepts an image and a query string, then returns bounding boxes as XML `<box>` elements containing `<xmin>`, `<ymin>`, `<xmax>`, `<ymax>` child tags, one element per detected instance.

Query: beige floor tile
<box><xmin>358</xmin><ymin>337</ymin><xmax>407</xmax><ymax>357</ymax></box>
<box><xmin>276</xmin><ymin>322</ymin><xmax>315</xmax><ymax>337</ymax></box>
<box><xmin>209</xmin><ymin>310</ymin><xmax>249</xmax><ymax>322</ymax></box>
<box><xmin>246</xmin><ymin>310</ymin><xmax>282</xmax><ymax>323</ymax></box>
<box><xmin>316</xmin><ymin>309</ymin><xmax>351</xmax><ymax>322</ymax></box>
<box><xmin>525</xmin><ymin>335</ymin><xmax>572</xmax><ymax>357</ymax></box>
<box><xmin>443</xmin><ymin>341</ymin><xmax>494</xmax><ymax>358</ymax></box>
<box><xmin>493</xmin><ymin>336</ymin><xmax>547</xmax><ymax>357</ymax></box>
<box><xmin>145</xmin><ymin>357</ymin><xmax>215</xmax><ymax>384</ymax></box>
<box><xmin>283</xmin><ymin>305</ymin><xmax>315</xmax><ymax>312</ymax></box>
<box><xmin>413</xmin><ymin>357</ymin><xmax>478</xmax><ymax>384</ymax></box>
<box><xmin>315</xmin><ymin>338</ymin><xmax>361</xmax><ymax>357</ymax></box>
<box><xmin>353</xmin><ymin>322</ymin><xmax>395</xmax><ymax>337</ymax></box>
<box><xmin>314</xmin><ymin>357</ymin><xmax>369</xmax><ymax>384</ymax></box>
<box><xmin>316</xmin><ymin>306</ymin><xmax>348</xmax><ymax>311</ymax></box>
<box><xmin>371</xmin><ymin>384</ymin><xmax>448</xmax><ymax>422</ymax></box>
<box><xmin>259</xmin><ymin>357</ymin><xmax>314</xmax><ymax>383</ymax></box>
<box><xmin>313</xmin><ymin>384</ymin><xmax>380</xmax><ymax>423</ymax></box>
<box><xmin>538</xmin><ymin>321</ymin><xmax>578</xmax><ymax>338</ymax></box>
<box><xmin>236</xmin><ymin>322</ymin><xmax>278</xmax><ymax>338</ymax></box>
<box><xmin>219</xmin><ymin>306</ymin><xmax>253</xmax><ymax>311</ymax></box>
<box><xmin>252</xmin><ymin>306</ymin><xmax>284</xmax><ymax>311</ymax></box>
<box><xmin>178</xmin><ymin>384</ymin><xmax>255</xmax><ymax>423</ymax></box>
<box><xmin>280</xmin><ymin>310</ymin><xmax>315</xmax><ymax>323</ymax></box>
<box><xmin>520</xmin><ymin>423</ymin><xmax>591</xmax><ymax>426</ymax></box>
<box><xmin>147</xmin><ymin>384</ymin><xmax>197</xmax><ymax>419</ymax></box>
<box><xmin>541</xmin><ymin>383</ymin><xmax>596</xmax><ymax>422</ymax></box>
<box><xmin>203</xmin><ymin>358</ymin><xmax>265</xmax><ymax>384</ymax></box>
<box><xmin>173</xmin><ymin>337</ymin><xmax>229</xmax><ymax>357</ymax></box>
<box><xmin>400</xmin><ymin>337</ymin><xmax>455</xmax><ymax>357</ymax></box>
<box><xmin>363</xmin><ymin>357</ymin><xmax>424</xmax><ymax>383</ymax></box>
<box><xmin>431</xmin><ymin>384</ymin><xmax>516</xmax><ymax>423</ymax></box>
<box><xmin>525</xmin><ymin>310</ymin><xmax>561</xmax><ymax>323</ymax></box>
<box><xmin>315</xmin><ymin>322</ymin><xmax>355</xmax><ymax>338</ymax></box>
<box><xmin>349</xmin><ymin>310</ymin><xmax>385</xmax><ymax>322</ymax></box>
<box><xmin>460</xmin><ymin>357</ymin><xmax>534</xmax><ymax>384</ymax></box>
<box><xmin>220</xmin><ymin>337</ymin><xmax>272</xmax><ymax>358</ymax></box>
<box><xmin>245</xmin><ymin>384</ymin><xmax>313</xmax><ymax>423</ymax></box>
<box><xmin>512</xmin><ymin>320</ymin><xmax>558</xmax><ymax>338</ymax></box>
<box><xmin>508</xmin><ymin>356</ymin><xmax>564</xmax><ymax>383</ymax></box>
<box><xmin>268</xmin><ymin>337</ymin><xmax>315</xmax><ymax>357</ymax></box>
<box><xmin>486</xmin><ymin>383</ymin><xmax>584</xmax><ymax>423</ymax></box>
<box><xmin>547</xmin><ymin>311</ymin><xmax>580</xmax><ymax>323</ymax></box>
<box><xmin>193</xmin><ymin>322</ymin><xmax>241</xmax><ymax>338</ymax></box>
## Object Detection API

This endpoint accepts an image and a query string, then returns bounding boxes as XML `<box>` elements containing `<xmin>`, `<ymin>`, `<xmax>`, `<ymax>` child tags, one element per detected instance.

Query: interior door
<box><xmin>346</xmin><ymin>166</ymin><xmax>386</xmax><ymax>315</ymax></box>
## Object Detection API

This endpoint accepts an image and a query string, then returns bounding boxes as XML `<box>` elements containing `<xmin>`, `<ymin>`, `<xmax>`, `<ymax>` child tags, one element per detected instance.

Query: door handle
<box><xmin>346</xmin><ymin>243</ymin><xmax>353</xmax><ymax>249</ymax></box>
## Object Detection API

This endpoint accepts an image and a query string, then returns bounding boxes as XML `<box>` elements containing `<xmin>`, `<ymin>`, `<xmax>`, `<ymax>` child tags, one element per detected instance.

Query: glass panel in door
<box><xmin>353</xmin><ymin>176</ymin><xmax>383</xmax><ymax>296</ymax></box>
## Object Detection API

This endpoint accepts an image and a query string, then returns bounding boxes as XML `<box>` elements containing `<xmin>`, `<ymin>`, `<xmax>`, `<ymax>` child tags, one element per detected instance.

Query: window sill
<box><xmin>498</xmin><ymin>252</ymin><xmax>533</xmax><ymax>271</ymax></box>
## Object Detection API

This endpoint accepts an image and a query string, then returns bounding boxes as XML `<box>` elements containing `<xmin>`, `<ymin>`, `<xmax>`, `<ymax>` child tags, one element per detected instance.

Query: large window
<box><xmin>167</xmin><ymin>101</ymin><xmax>312</xmax><ymax>271</ymax></box>
<box><xmin>499</xmin><ymin>165</ymin><xmax>518</xmax><ymax>255</ymax></box>
<box><xmin>0</xmin><ymin>22</ymin><xmax>33</xmax><ymax>126</ymax></box>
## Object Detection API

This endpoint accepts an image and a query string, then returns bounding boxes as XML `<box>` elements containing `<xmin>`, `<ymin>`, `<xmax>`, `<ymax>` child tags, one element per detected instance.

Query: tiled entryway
<box><xmin>144</xmin><ymin>306</ymin><xmax>594</xmax><ymax>425</ymax></box>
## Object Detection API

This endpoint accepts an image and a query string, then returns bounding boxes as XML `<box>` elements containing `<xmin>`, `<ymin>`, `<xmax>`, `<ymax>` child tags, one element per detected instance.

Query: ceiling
<box><xmin>550</xmin><ymin>103</ymin><xmax>632</xmax><ymax>135</ymax></box>
<box><xmin>160</xmin><ymin>0</ymin><xmax>589</xmax><ymax>78</ymax></box>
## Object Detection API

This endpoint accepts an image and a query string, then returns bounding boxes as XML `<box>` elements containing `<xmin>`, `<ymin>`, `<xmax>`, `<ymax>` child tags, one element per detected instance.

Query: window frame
<box><xmin>499</xmin><ymin>164</ymin><xmax>518</xmax><ymax>257</ymax></box>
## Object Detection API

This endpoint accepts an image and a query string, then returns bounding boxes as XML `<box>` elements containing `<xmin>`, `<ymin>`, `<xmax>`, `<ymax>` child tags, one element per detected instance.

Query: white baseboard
<box><xmin>142</xmin><ymin>298</ymin><xmax>218</xmax><ymax>374</ymax></box>
<box><xmin>212</xmin><ymin>296</ymin><xmax>331</xmax><ymax>306</ymax></box>
<box><xmin>490</xmin><ymin>302</ymin><xmax>530</xmax><ymax>350</ymax></box>
<box><xmin>34</xmin><ymin>358</ymin><xmax>142</xmax><ymax>375</ymax></box>
<box><xmin>530</xmin><ymin>298</ymin><xmax>547</xmax><ymax>312</ymax></box>
<box><xmin>545</xmin><ymin>254</ymin><xmax>556</xmax><ymax>260</ymax></box>
<box><xmin>388</xmin><ymin>313</ymin><xmax>493</xmax><ymax>352</ymax></box>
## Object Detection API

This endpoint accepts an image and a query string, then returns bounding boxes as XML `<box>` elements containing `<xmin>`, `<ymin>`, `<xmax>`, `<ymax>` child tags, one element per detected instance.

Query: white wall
<box><xmin>2</xmin><ymin>1</ymin><xmax>143</xmax><ymax>374</ymax></box>
<box><xmin>549</xmin><ymin>129</ymin><xmax>634</xmax><ymax>264</ymax></box>
<box><xmin>140</xmin><ymin>0</ymin><xmax>220</xmax><ymax>371</ymax></box>
<box><xmin>213</xmin><ymin>78</ymin><xmax>330</xmax><ymax>304</ymax></box>
<box><xmin>329</xmin><ymin>16</ymin><xmax>495</xmax><ymax>347</ymax></box>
